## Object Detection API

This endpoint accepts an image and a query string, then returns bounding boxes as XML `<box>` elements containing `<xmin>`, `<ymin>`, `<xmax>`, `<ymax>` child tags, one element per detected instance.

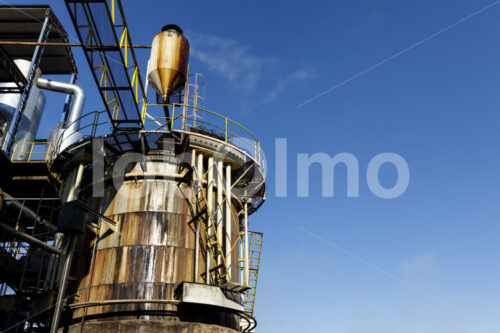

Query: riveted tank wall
<box><xmin>67</xmin><ymin>149</ymin><xmax>241</xmax><ymax>332</ymax></box>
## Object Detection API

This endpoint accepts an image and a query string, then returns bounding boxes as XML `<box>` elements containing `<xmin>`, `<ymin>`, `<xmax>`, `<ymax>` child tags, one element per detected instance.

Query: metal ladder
<box><xmin>241</xmin><ymin>231</ymin><xmax>263</xmax><ymax>315</ymax></box>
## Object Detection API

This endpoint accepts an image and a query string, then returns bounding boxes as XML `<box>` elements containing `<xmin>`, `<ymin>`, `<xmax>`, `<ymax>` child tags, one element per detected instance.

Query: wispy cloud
<box><xmin>297</xmin><ymin>0</ymin><xmax>500</xmax><ymax>108</ymax></box>
<box><xmin>263</xmin><ymin>68</ymin><xmax>313</xmax><ymax>104</ymax></box>
<box><xmin>187</xmin><ymin>30</ymin><xmax>312</xmax><ymax>106</ymax></box>
<box><xmin>298</xmin><ymin>226</ymin><xmax>493</xmax><ymax>330</ymax></box>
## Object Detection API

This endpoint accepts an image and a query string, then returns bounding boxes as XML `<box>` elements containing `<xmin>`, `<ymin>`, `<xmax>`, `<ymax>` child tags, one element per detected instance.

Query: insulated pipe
<box><xmin>194</xmin><ymin>152</ymin><xmax>203</xmax><ymax>282</ymax></box>
<box><xmin>50</xmin><ymin>236</ymin><xmax>75</xmax><ymax>333</ymax></box>
<box><xmin>191</xmin><ymin>149</ymin><xmax>198</xmax><ymax>282</ymax></box>
<box><xmin>216</xmin><ymin>159</ymin><xmax>223</xmax><ymax>266</ymax></box>
<box><xmin>4</xmin><ymin>199</ymin><xmax>56</xmax><ymax>231</ymax></box>
<box><xmin>50</xmin><ymin>163</ymin><xmax>84</xmax><ymax>333</ymax></box>
<box><xmin>225</xmin><ymin>163</ymin><xmax>232</xmax><ymax>277</ymax></box>
<box><xmin>67</xmin><ymin>163</ymin><xmax>84</xmax><ymax>202</ymax></box>
<box><xmin>244</xmin><ymin>202</ymin><xmax>249</xmax><ymax>286</ymax></box>
<box><xmin>0</xmin><ymin>223</ymin><xmax>62</xmax><ymax>255</ymax></box>
<box><xmin>36</xmin><ymin>77</ymin><xmax>85</xmax><ymax>133</ymax></box>
<box><xmin>206</xmin><ymin>156</ymin><xmax>214</xmax><ymax>284</ymax></box>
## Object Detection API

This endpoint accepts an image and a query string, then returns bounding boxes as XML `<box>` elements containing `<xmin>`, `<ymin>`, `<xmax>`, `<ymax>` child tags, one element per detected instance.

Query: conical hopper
<box><xmin>147</xmin><ymin>25</ymin><xmax>189</xmax><ymax>101</ymax></box>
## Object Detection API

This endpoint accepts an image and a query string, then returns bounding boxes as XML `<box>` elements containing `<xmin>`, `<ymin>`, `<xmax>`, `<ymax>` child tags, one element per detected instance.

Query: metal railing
<box><xmin>144</xmin><ymin>103</ymin><xmax>265</xmax><ymax>174</ymax></box>
<box><xmin>0</xmin><ymin>104</ymin><xmax>265</xmax><ymax>176</ymax></box>
<box><xmin>11</xmin><ymin>141</ymin><xmax>52</xmax><ymax>163</ymax></box>
<box><xmin>0</xmin><ymin>129</ymin><xmax>51</xmax><ymax>163</ymax></box>
<box><xmin>48</xmin><ymin>110</ymin><xmax>111</xmax><ymax>162</ymax></box>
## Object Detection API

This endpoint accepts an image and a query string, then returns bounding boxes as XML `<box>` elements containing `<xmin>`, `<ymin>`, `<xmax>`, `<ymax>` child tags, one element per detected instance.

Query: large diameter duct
<box><xmin>36</xmin><ymin>78</ymin><xmax>85</xmax><ymax>154</ymax></box>
<box><xmin>147</xmin><ymin>25</ymin><xmax>189</xmax><ymax>102</ymax></box>
<box><xmin>0</xmin><ymin>59</ymin><xmax>46</xmax><ymax>160</ymax></box>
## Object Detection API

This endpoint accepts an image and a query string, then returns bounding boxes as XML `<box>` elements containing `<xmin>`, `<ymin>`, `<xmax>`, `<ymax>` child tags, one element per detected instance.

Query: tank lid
<box><xmin>161</xmin><ymin>24</ymin><xmax>183</xmax><ymax>35</ymax></box>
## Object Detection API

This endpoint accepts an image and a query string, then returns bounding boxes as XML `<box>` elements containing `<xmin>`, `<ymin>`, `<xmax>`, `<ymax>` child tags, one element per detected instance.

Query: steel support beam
<box><xmin>0</xmin><ymin>45</ymin><xmax>26</xmax><ymax>93</ymax></box>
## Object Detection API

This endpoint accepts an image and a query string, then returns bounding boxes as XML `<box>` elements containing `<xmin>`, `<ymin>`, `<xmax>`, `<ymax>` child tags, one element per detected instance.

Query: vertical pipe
<box><xmin>61</xmin><ymin>73</ymin><xmax>77</xmax><ymax>123</ymax></box>
<box><xmin>206</xmin><ymin>156</ymin><xmax>214</xmax><ymax>284</ymax></box>
<box><xmin>195</xmin><ymin>152</ymin><xmax>203</xmax><ymax>282</ymax></box>
<box><xmin>49</xmin><ymin>236</ymin><xmax>74</xmax><ymax>333</ymax></box>
<box><xmin>216</xmin><ymin>159</ymin><xmax>223</xmax><ymax>266</ymax></box>
<box><xmin>244</xmin><ymin>202</ymin><xmax>249</xmax><ymax>286</ymax></box>
<box><xmin>191</xmin><ymin>149</ymin><xmax>197</xmax><ymax>281</ymax></box>
<box><xmin>190</xmin><ymin>149</ymin><xmax>196</xmax><ymax>169</ymax></box>
<box><xmin>59</xmin><ymin>169</ymin><xmax>73</xmax><ymax>203</ymax></box>
<box><xmin>50</xmin><ymin>163</ymin><xmax>84</xmax><ymax>333</ymax></box>
<box><xmin>239</xmin><ymin>240</ymin><xmax>244</xmax><ymax>285</ymax></box>
<box><xmin>49</xmin><ymin>167</ymin><xmax>76</xmax><ymax>289</ymax></box>
<box><xmin>67</xmin><ymin>163</ymin><xmax>84</xmax><ymax>202</ymax></box>
<box><xmin>225</xmin><ymin>163</ymin><xmax>232</xmax><ymax>279</ymax></box>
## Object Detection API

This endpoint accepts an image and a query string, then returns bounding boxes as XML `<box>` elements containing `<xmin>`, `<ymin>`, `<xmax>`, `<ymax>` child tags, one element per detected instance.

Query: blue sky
<box><xmin>15</xmin><ymin>0</ymin><xmax>500</xmax><ymax>331</ymax></box>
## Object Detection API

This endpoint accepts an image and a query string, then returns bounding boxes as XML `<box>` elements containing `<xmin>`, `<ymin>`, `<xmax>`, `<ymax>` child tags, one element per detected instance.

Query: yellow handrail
<box><xmin>10</xmin><ymin>141</ymin><xmax>52</xmax><ymax>163</ymax></box>
<box><xmin>0</xmin><ymin>101</ymin><xmax>264</xmax><ymax>173</ymax></box>
<box><xmin>144</xmin><ymin>103</ymin><xmax>264</xmax><ymax>173</ymax></box>
<box><xmin>146</xmin><ymin>103</ymin><xmax>260</xmax><ymax>142</ymax></box>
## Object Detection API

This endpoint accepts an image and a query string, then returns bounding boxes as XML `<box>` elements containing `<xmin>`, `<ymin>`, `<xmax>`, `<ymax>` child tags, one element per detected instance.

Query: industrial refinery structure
<box><xmin>0</xmin><ymin>2</ymin><xmax>265</xmax><ymax>332</ymax></box>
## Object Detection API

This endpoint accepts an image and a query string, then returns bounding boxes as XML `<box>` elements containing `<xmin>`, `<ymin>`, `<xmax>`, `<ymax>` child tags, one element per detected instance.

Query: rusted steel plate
<box><xmin>69</xmin><ymin>157</ymin><xmax>244</xmax><ymax>331</ymax></box>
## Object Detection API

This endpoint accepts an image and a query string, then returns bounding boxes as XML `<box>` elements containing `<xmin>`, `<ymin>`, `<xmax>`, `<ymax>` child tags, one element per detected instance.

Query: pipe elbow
<box><xmin>36</xmin><ymin>77</ymin><xmax>85</xmax><ymax>131</ymax></box>
<box><xmin>72</xmin><ymin>84</ymin><xmax>85</xmax><ymax>101</ymax></box>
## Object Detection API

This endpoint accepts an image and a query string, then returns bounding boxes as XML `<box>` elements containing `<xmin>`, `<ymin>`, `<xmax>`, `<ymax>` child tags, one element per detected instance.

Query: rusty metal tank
<box><xmin>147</xmin><ymin>25</ymin><xmax>190</xmax><ymax>101</ymax></box>
<box><xmin>66</xmin><ymin>146</ymin><xmax>242</xmax><ymax>332</ymax></box>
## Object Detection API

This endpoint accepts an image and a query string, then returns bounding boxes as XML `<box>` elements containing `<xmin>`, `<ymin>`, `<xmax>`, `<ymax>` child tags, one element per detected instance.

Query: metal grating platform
<box><xmin>0</xmin><ymin>5</ymin><xmax>77</xmax><ymax>80</ymax></box>
<box><xmin>65</xmin><ymin>0</ymin><xmax>146</xmax><ymax>130</ymax></box>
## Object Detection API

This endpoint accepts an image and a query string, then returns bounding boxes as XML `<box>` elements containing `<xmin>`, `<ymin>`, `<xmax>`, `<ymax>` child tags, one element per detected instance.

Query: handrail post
<box><xmin>46</xmin><ymin>142</ymin><xmax>52</xmax><ymax>162</ymax></box>
<box><xmin>11</xmin><ymin>142</ymin><xmax>16</xmax><ymax>161</ymax></box>
<box><xmin>92</xmin><ymin>111</ymin><xmax>98</xmax><ymax>137</ymax></box>
<box><xmin>225</xmin><ymin>118</ymin><xmax>228</xmax><ymax>142</ymax></box>
<box><xmin>258</xmin><ymin>143</ymin><xmax>261</xmax><ymax>165</ymax></box>
<box><xmin>172</xmin><ymin>104</ymin><xmax>175</xmax><ymax>128</ymax></box>
<box><xmin>29</xmin><ymin>142</ymin><xmax>34</xmax><ymax>161</ymax></box>
<box><xmin>254</xmin><ymin>141</ymin><xmax>256</xmax><ymax>161</ymax></box>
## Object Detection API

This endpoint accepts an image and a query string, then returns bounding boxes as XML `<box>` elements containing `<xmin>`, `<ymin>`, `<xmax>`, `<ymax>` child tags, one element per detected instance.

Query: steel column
<box><xmin>6</xmin><ymin>14</ymin><xmax>51</xmax><ymax>153</ymax></box>
<box><xmin>0</xmin><ymin>45</ymin><xmax>27</xmax><ymax>94</ymax></box>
